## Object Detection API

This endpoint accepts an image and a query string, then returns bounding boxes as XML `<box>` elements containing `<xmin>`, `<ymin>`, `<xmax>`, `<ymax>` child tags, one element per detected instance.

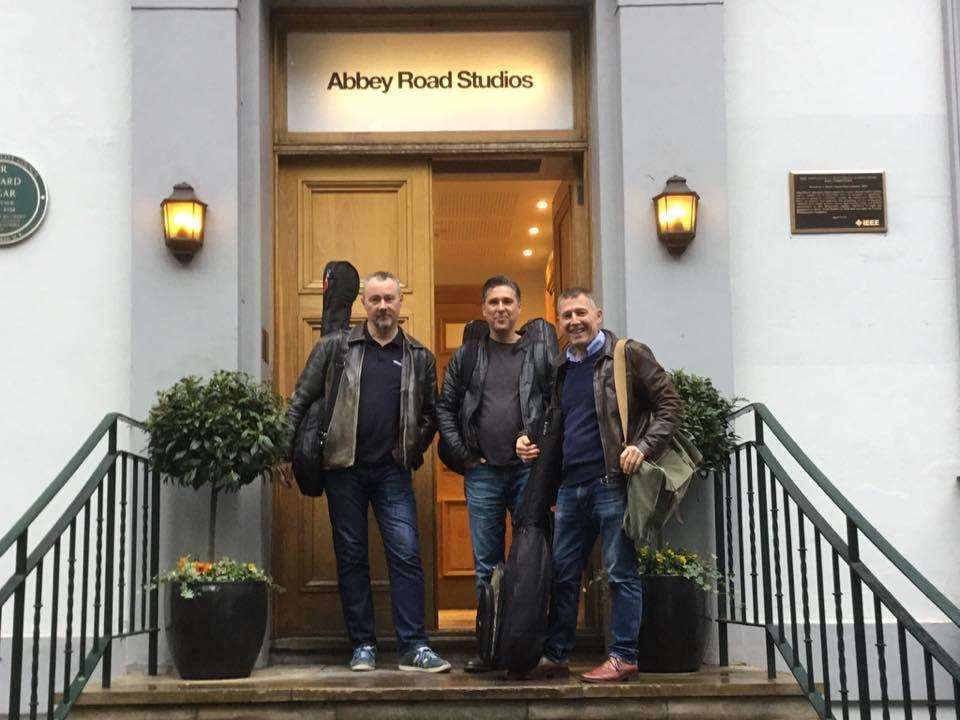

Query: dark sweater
<box><xmin>561</xmin><ymin>349</ymin><xmax>605</xmax><ymax>483</ymax></box>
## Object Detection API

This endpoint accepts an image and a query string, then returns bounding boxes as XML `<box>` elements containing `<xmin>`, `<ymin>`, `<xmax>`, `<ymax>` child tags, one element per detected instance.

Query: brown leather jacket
<box><xmin>553</xmin><ymin>330</ymin><xmax>682</xmax><ymax>478</ymax></box>
<box><xmin>287</xmin><ymin>324</ymin><xmax>438</xmax><ymax>470</ymax></box>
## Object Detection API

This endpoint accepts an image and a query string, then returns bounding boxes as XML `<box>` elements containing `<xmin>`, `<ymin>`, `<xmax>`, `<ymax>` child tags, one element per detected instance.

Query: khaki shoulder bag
<box><xmin>614</xmin><ymin>339</ymin><xmax>702</xmax><ymax>547</ymax></box>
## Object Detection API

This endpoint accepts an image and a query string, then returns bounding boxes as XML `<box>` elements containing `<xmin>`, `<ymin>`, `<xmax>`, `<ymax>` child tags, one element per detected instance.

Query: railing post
<box><xmin>846</xmin><ymin>518</ymin><xmax>871</xmax><ymax>718</ymax></box>
<box><xmin>102</xmin><ymin>422</ymin><xmax>117</xmax><ymax>688</ymax></box>
<box><xmin>713</xmin><ymin>463</ymin><xmax>728</xmax><ymax>666</ymax></box>
<box><xmin>754</xmin><ymin>416</ymin><xmax>777</xmax><ymax>680</ymax></box>
<box><xmin>9</xmin><ymin>530</ymin><xmax>28</xmax><ymax>720</ymax></box>
<box><xmin>148</xmin><ymin>465</ymin><xmax>161</xmax><ymax>676</ymax></box>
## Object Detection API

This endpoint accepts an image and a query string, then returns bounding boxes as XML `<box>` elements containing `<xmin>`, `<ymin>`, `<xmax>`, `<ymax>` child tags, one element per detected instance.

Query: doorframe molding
<box><xmin>270</xmin><ymin>6</ymin><xmax>589</xmax><ymax>151</ymax></box>
<box><xmin>268</xmin><ymin>5</ymin><xmax>601</xmax><ymax>641</ymax></box>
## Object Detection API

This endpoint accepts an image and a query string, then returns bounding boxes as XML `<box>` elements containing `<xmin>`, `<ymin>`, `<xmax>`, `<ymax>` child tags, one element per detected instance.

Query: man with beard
<box><xmin>436</xmin><ymin>275</ymin><xmax>557</xmax><ymax>673</ymax></box>
<box><xmin>517</xmin><ymin>287</ymin><xmax>681</xmax><ymax>682</ymax></box>
<box><xmin>286</xmin><ymin>271</ymin><xmax>451</xmax><ymax>673</ymax></box>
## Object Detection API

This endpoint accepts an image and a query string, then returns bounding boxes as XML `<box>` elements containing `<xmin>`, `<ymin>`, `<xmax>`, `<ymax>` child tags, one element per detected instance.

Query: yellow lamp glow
<box><xmin>528</xmin><ymin>226</ymin><xmax>540</xmax><ymax>236</ymax></box>
<box><xmin>653</xmin><ymin>176</ymin><xmax>699</xmax><ymax>255</ymax></box>
<box><xmin>161</xmin><ymin>182</ymin><xmax>207</xmax><ymax>262</ymax></box>
<box><xmin>522</xmin><ymin>248</ymin><xmax>534</xmax><ymax>257</ymax></box>
<box><xmin>536</xmin><ymin>200</ymin><xmax>549</xmax><ymax>210</ymax></box>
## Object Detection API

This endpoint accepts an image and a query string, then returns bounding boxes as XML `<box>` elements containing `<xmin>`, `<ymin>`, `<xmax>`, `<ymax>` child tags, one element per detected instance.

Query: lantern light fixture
<box><xmin>653</xmin><ymin>175</ymin><xmax>699</xmax><ymax>256</ymax></box>
<box><xmin>161</xmin><ymin>182</ymin><xmax>207</xmax><ymax>262</ymax></box>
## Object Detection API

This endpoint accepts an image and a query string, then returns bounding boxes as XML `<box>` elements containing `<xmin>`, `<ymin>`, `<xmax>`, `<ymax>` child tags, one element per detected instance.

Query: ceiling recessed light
<box><xmin>528</xmin><ymin>226</ymin><xmax>540</xmax><ymax>236</ymax></box>
<box><xmin>536</xmin><ymin>200</ymin><xmax>549</xmax><ymax>210</ymax></box>
<box><xmin>522</xmin><ymin>248</ymin><xmax>534</xmax><ymax>257</ymax></box>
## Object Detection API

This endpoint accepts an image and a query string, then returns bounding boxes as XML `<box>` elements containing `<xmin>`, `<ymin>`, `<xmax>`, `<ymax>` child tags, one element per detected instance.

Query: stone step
<box><xmin>71</xmin><ymin>663</ymin><xmax>817</xmax><ymax>719</ymax></box>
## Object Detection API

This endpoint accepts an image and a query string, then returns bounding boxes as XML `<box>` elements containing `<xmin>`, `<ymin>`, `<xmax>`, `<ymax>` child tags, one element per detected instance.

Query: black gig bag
<box><xmin>291</xmin><ymin>261</ymin><xmax>359</xmax><ymax>497</ymax></box>
<box><xmin>495</xmin><ymin>403</ymin><xmax>562</xmax><ymax>676</ymax></box>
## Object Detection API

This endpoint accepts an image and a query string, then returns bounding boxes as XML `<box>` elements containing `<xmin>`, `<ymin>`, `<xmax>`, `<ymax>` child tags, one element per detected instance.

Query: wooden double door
<box><xmin>272</xmin><ymin>155</ymin><xmax>592</xmax><ymax>640</ymax></box>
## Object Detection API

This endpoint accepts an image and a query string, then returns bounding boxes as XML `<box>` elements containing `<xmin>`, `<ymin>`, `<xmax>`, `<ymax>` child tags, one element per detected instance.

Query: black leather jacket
<box><xmin>287</xmin><ymin>324</ymin><xmax>437</xmax><ymax>470</ymax></box>
<box><xmin>436</xmin><ymin>323</ymin><xmax>558</xmax><ymax>468</ymax></box>
<box><xmin>553</xmin><ymin>330</ymin><xmax>682</xmax><ymax>479</ymax></box>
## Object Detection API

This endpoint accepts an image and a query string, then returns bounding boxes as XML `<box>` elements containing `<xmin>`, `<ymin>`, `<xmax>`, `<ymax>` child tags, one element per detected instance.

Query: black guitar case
<box><xmin>291</xmin><ymin>261</ymin><xmax>359</xmax><ymax>496</ymax></box>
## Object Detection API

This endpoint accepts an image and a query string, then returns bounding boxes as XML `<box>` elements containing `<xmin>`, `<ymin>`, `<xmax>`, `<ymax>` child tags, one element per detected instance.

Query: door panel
<box><xmin>274</xmin><ymin>157</ymin><xmax>434</xmax><ymax>638</ymax></box>
<box><xmin>553</xmin><ymin>181</ymin><xmax>591</xmax><ymax>291</ymax></box>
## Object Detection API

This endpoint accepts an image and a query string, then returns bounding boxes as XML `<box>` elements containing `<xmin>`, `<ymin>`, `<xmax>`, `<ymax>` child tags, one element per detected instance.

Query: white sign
<box><xmin>286</xmin><ymin>31</ymin><xmax>575</xmax><ymax>133</ymax></box>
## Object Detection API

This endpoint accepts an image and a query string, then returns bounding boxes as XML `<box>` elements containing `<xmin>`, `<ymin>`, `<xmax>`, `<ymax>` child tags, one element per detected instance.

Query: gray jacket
<box><xmin>287</xmin><ymin>324</ymin><xmax>438</xmax><ymax>470</ymax></box>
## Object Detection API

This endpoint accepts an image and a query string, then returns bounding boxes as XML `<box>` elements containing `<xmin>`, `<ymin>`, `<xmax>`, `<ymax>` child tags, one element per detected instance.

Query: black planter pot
<box><xmin>637</xmin><ymin>574</ymin><xmax>710</xmax><ymax>673</ymax></box>
<box><xmin>166</xmin><ymin>581</ymin><xmax>267</xmax><ymax>680</ymax></box>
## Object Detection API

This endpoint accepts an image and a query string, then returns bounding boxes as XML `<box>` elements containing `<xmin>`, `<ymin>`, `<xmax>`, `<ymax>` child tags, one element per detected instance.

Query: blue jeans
<box><xmin>464</xmin><ymin>463</ymin><xmax>530</xmax><ymax>594</ymax></box>
<box><xmin>324</xmin><ymin>463</ymin><xmax>428</xmax><ymax>654</ymax></box>
<box><xmin>544</xmin><ymin>476</ymin><xmax>643</xmax><ymax>665</ymax></box>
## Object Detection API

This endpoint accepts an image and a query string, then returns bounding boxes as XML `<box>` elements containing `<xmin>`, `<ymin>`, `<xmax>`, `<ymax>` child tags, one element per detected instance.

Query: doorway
<box><xmin>433</xmin><ymin>173</ymin><xmax>561</xmax><ymax>629</ymax></box>
<box><xmin>271</xmin><ymin>153</ymin><xmax>596</xmax><ymax>641</ymax></box>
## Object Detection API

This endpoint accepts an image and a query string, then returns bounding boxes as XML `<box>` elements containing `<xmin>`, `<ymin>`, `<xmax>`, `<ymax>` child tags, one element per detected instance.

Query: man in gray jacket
<box><xmin>286</xmin><ymin>271</ymin><xmax>450</xmax><ymax>674</ymax></box>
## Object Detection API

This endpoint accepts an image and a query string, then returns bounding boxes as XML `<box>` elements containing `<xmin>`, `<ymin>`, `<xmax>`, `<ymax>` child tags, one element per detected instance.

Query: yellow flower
<box><xmin>678</xmin><ymin>556</ymin><xmax>687</xmax><ymax>565</ymax></box>
<box><xmin>246</xmin><ymin>563</ymin><xmax>257</xmax><ymax>573</ymax></box>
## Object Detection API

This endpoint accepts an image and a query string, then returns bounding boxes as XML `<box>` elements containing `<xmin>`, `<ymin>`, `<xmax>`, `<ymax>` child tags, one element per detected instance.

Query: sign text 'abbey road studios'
<box><xmin>286</xmin><ymin>31</ymin><xmax>575</xmax><ymax>133</ymax></box>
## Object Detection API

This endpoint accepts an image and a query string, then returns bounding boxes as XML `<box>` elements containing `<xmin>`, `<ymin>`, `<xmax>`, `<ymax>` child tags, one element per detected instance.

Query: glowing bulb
<box><xmin>522</xmin><ymin>248</ymin><xmax>534</xmax><ymax>257</ymax></box>
<box><xmin>528</xmin><ymin>226</ymin><xmax>540</xmax><ymax>236</ymax></box>
<box><xmin>536</xmin><ymin>200</ymin><xmax>548</xmax><ymax>210</ymax></box>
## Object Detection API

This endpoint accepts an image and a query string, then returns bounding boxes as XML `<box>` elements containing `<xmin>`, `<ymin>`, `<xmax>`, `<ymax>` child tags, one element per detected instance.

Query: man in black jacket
<box><xmin>436</xmin><ymin>275</ymin><xmax>558</xmax><ymax>673</ymax></box>
<box><xmin>518</xmin><ymin>287</ymin><xmax>682</xmax><ymax>683</ymax></box>
<box><xmin>286</xmin><ymin>271</ymin><xmax>450</xmax><ymax>674</ymax></box>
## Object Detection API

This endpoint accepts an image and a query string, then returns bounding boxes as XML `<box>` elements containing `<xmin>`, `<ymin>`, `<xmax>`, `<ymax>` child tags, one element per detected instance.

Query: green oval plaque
<box><xmin>0</xmin><ymin>154</ymin><xmax>48</xmax><ymax>247</ymax></box>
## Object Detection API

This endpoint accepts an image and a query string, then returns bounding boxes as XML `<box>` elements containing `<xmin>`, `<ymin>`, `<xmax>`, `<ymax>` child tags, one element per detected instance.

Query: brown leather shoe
<box><xmin>580</xmin><ymin>655</ymin><xmax>638</xmax><ymax>683</ymax></box>
<box><xmin>509</xmin><ymin>656</ymin><xmax>571</xmax><ymax>680</ymax></box>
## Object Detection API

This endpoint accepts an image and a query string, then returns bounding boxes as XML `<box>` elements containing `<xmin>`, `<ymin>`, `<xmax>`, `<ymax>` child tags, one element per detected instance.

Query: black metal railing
<box><xmin>1</xmin><ymin>413</ymin><xmax>159</xmax><ymax>719</ymax></box>
<box><xmin>716</xmin><ymin>403</ymin><xmax>960</xmax><ymax>719</ymax></box>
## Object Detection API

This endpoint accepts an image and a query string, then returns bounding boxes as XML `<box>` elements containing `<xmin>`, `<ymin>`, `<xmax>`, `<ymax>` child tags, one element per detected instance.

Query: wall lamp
<box><xmin>653</xmin><ymin>175</ymin><xmax>699</xmax><ymax>256</ymax></box>
<box><xmin>161</xmin><ymin>182</ymin><xmax>207</xmax><ymax>262</ymax></box>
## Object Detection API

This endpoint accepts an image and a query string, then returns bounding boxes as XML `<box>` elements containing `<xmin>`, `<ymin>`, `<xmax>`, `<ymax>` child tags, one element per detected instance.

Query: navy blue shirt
<box><xmin>355</xmin><ymin>327</ymin><xmax>403</xmax><ymax>466</ymax></box>
<box><xmin>561</xmin><ymin>339</ymin><xmax>605</xmax><ymax>484</ymax></box>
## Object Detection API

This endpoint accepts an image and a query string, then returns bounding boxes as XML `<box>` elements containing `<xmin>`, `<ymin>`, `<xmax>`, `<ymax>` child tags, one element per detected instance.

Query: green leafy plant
<box><xmin>669</xmin><ymin>369</ymin><xmax>743</xmax><ymax>475</ymax></box>
<box><xmin>637</xmin><ymin>545</ymin><xmax>721</xmax><ymax>592</ymax></box>
<box><xmin>145</xmin><ymin>370</ymin><xmax>292</xmax><ymax>562</ymax></box>
<box><xmin>153</xmin><ymin>556</ymin><xmax>282</xmax><ymax>599</ymax></box>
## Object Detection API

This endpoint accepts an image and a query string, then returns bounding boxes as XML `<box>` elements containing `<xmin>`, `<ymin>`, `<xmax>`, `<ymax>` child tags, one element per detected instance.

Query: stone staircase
<box><xmin>71</xmin><ymin>661</ymin><xmax>815</xmax><ymax>719</ymax></box>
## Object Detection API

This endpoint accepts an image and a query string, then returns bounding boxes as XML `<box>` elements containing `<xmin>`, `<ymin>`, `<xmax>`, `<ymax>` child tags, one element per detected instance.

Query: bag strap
<box><xmin>321</xmin><ymin>332</ymin><xmax>349</xmax><ymax>436</ymax></box>
<box><xmin>458</xmin><ymin>338</ymin><xmax>480</xmax><ymax>405</ymax></box>
<box><xmin>613</xmin><ymin>339</ymin><xmax>629</xmax><ymax>444</ymax></box>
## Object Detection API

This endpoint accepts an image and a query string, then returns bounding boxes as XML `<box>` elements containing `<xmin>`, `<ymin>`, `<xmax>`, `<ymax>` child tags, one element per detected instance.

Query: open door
<box><xmin>553</xmin><ymin>177</ymin><xmax>592</xmax><ymax>292</ymax></box>
<box><xmin>272</xmin><ymin>156</ymin><xmax>435</xmax><ymax>639</ymax></box>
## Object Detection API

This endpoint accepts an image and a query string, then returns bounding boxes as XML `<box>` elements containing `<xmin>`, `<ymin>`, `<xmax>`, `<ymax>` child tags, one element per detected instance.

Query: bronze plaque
<box><xmin>789</xmin><ymin>171</ymin><xmax>887</xmax><ymax>234</ymax></box>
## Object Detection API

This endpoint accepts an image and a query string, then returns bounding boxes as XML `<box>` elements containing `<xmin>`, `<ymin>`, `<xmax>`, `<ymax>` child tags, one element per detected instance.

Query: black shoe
<box><xmin>464</xmin><ymin>656</ymin><xmax>494</xmax><ymax>673</ymax></box>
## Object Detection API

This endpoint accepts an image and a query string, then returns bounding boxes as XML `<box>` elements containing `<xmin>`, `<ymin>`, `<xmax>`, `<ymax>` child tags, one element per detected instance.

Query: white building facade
<box><xmin>3</xmin><ymin>0</ymin><xmax>960</xmax><ymax>708</ymax></box>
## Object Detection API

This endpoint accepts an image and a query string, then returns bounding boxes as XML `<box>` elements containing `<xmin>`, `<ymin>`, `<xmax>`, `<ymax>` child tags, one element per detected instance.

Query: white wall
<box><xmin>0</xmin><ymin>2</ymin><xmax>131</xmax><ymax>554</ymax></box>
<box><xmin>727</xmin><ymin>0</ymin><xmax>960</xmax><ymax>621</ymax></box>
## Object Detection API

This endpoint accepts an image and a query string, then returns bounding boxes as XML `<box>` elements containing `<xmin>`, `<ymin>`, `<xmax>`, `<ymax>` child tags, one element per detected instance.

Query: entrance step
<box><xmin>71</xmin><ymin>663</ymin><xmax>816</xmax><ymax>719</ymax></box>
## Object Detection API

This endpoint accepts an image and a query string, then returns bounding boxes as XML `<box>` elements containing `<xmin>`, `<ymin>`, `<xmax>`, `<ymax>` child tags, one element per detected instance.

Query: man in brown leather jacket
<box><xmin>517</xmin><ymin>287</ymin><xmax>681</xmax><ymax>682</ymax></box>
<box><xmin>286</xmin><ymin>271</ymin><xmax>450</xmax><ymax>674</ymax></box>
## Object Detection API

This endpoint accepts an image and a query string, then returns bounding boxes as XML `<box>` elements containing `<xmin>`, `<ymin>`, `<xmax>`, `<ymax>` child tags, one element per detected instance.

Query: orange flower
<box><xmin>196</xmin><ymin>562</ymin><xmax>212</xmax><ymax>574</ymax></box>
<box><xmin>177</xmin><ymin>557</ymin><xmax>188</xmax><ymax>571</ymax></box>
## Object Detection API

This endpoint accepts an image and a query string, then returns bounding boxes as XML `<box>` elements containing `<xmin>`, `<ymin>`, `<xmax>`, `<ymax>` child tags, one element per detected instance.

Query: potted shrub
<box><xmin>633</xmin><ymin>370</ymin><xmax>739</xmax><ymax>672</ymax></box>
<box><xmin>635</xmin><ymin>546</ymin><xmax>719</xmax><ymax>672</ymax></box>
<box><xmin>146</xmin><ymin>370</ymin><xmax>291</xmax><ymax>680</ymax></box>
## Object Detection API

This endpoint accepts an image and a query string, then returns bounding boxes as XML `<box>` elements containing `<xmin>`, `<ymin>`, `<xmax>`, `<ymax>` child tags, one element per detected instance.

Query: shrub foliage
<box><xmin>146</xmin><ymin>370</ymin><xmax>291</xmax><ymax>494</ymax></box>
<box><xmin>668</xmin><ymin>369</ymin><xmax>742</xmax><ymax>475</ymax></box>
